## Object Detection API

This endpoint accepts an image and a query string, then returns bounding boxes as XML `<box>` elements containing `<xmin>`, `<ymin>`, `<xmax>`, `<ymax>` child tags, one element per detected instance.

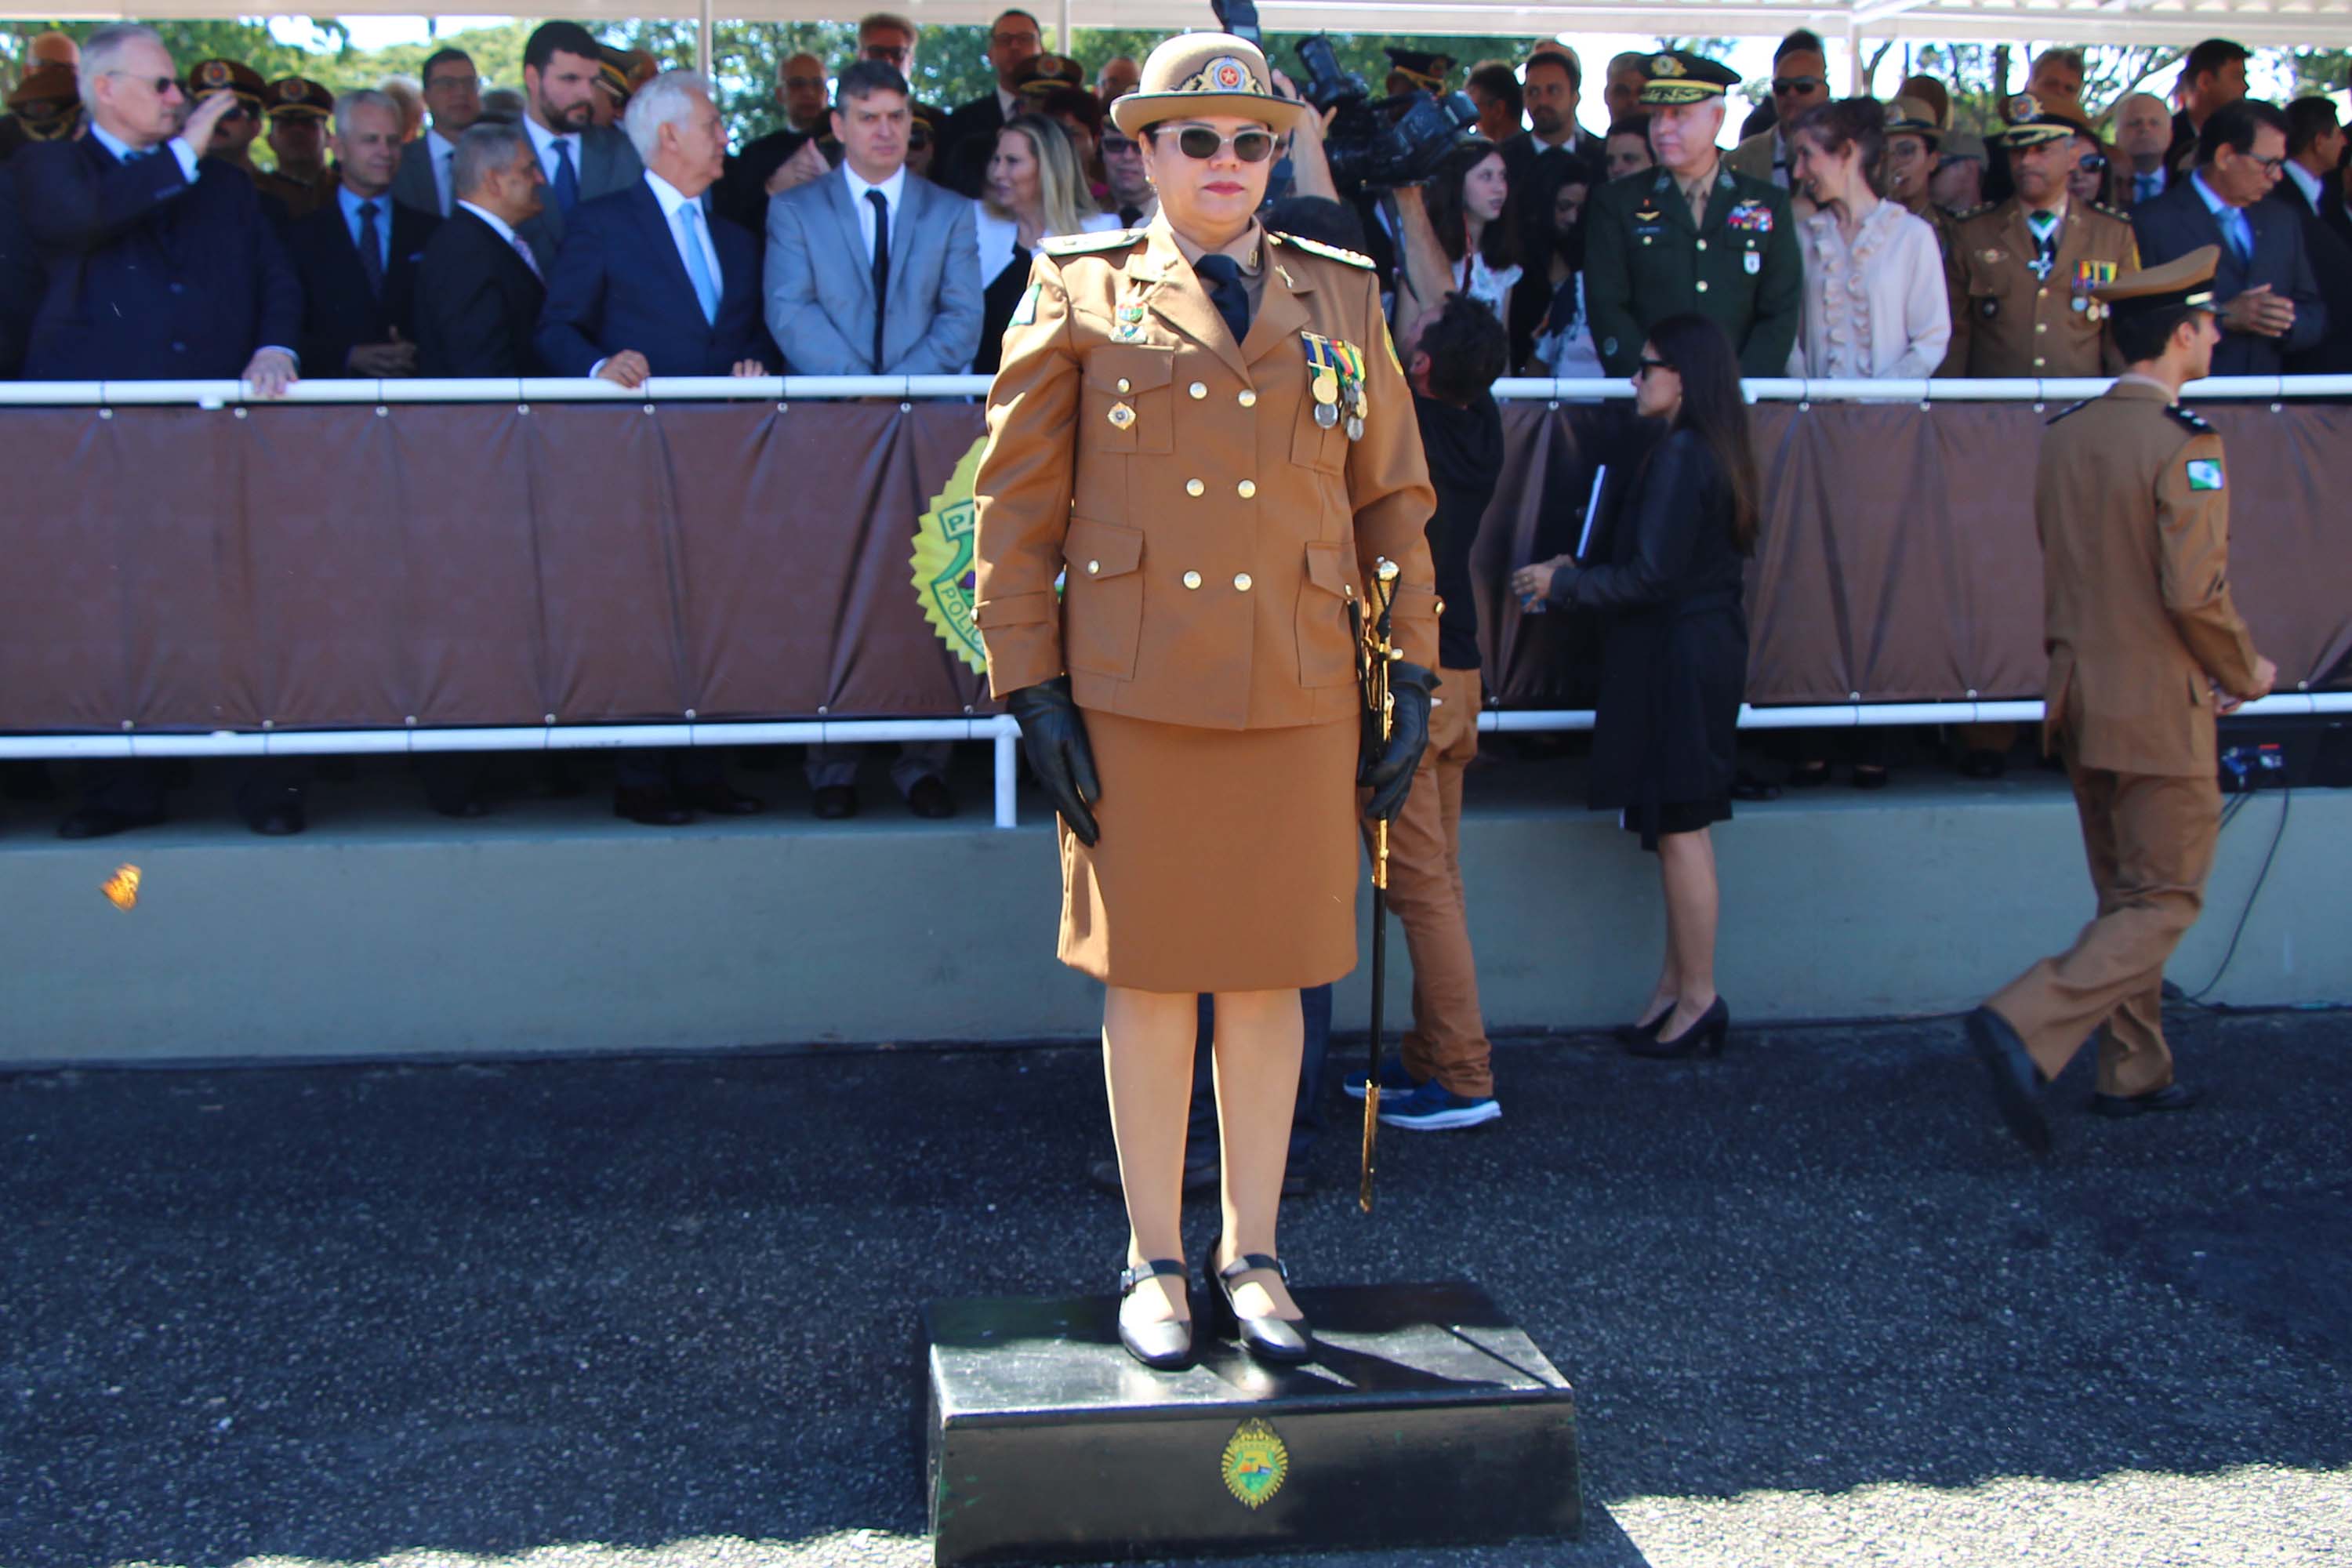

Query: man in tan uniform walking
<box><xmin>1966</xmin><ymin>246</ymin><xmax>2275</xmax><ymax>1154</ymax></box>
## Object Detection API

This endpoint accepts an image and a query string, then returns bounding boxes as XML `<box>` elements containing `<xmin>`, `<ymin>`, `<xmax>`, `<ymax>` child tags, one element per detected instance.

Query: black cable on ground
<box><xmin>2187</xmin><ymin>786</ymin><xmax>2292</xmax><ymax>1004</ymax></box>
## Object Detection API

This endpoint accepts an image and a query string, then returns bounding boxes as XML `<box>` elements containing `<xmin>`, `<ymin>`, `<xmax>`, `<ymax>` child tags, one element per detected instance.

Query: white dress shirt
<box><xmin>2283</xmin><ymin>158</ymin><xmax>2325</xmax><ymax>214</ymax></box>
<box><xmin>425</xmin><ymin>126</ymin><xmax>458</xmax><ymax>216</ymax></box>
<box><xmin>523</xmin><ymin>114</ymin><xmax>584</xmax><ymax>190</ymax></box>
<box><xmin>644</xmin><ymin>170</ymin><xmax>721</xmax><ymax>287</ymax></box>
<box><xmin>843</xmin><ymin>163</ymin><xmax>907</xmax><ymax>261</ymax></box>
<box><xmin>458</xmin><ymin>198</ymin><xmax>541</xmax><ymax>279</ymax></box>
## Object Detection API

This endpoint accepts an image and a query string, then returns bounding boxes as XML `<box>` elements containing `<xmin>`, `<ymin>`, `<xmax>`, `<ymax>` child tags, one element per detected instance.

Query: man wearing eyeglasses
<box><xmin>859</xmin><ymin>12</ymin><xmax>920</xmax><ymax>76</ymax></box>
<box><xmin>711</xmin><ymin>52</ymin><xmax>838</xmax><ymax>234</ymax></box>
<box><xmin>2131</xmin><ymin>98</ymin><xmax>2326</xmax><ymax>376</ymax></box>
<box><xmin>392</xmin><ymin>47</ymin><xmax>484</xmax><ymax>218</ymax></box>
<box><xmin>1725</xmin><ymin>30</ymin><xmax>1830</xmax><ymax>191</ymax></box>
<box><xmin>15</xmin><ymin>23</ymin><xmax>305</xmax><ymax>840</ymax></box>
<box><xmin>936</xmin><ymin>7</ymin><xmax>1043</xmax><ymax>198</ymax></box>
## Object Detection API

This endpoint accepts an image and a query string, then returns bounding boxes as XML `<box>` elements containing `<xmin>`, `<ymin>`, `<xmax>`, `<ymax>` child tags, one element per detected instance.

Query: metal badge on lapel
<box><xmin>1114</xmin><ymin>296</ymin><xmax>1147</xmax><ymax>343</ymax></box>
<box><xmin>1107</xmin><ymin>402</ymin><xmax>1136</xmax><ymax>430</ymax></box>
<box><xmin>1744</xmin><ymin>251</ymin><xmax>1761</xmax><ymax>275</ymax></box>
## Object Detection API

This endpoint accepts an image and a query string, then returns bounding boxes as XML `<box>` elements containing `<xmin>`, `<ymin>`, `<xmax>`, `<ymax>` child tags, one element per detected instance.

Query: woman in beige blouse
<box><xmin>1785</xmin><ymin>98</ymin><xmax>1950</xmax><ymax>380</ymax></box>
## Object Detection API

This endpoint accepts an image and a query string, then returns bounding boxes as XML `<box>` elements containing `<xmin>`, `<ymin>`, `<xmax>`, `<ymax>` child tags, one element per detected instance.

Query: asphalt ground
<box><xmin>3</xmin><ymin>1007</ymin><xmax>2347</xmax><ymax>1568</ymax></box>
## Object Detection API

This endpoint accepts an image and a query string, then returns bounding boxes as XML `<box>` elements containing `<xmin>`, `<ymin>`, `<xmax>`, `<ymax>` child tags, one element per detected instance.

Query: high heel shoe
<box><xmin>1625</xmin><ymin>997</ymin><xmax>1730</xmax><ymax>1060</ymax></box>
<box><xmin>1207</xmin><ymin>1251</ymin><xmax>1314</xmax><ymax>1364</ymax></box>
<box><xmin>1612</xmin><ymin>1007</ymin><xmax>1673</xmax><ymax>1047</ymax></box>
<box><xmin>1116</xmin><ymin>1258</ymin><xmax>1194</xmax><ymax>1371</ymax></box>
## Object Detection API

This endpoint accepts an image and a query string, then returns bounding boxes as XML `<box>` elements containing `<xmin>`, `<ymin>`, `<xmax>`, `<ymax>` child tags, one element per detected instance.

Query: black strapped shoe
<box><xmin>1208</xmin><ymin>1252</ymin><xmax>1313</xmax><ymax>1364</ymax></box>
<box><xmin>1116</xmin><ymin>1258</ymin><xmax>1195</xmax><ymax>1370</ymax></box>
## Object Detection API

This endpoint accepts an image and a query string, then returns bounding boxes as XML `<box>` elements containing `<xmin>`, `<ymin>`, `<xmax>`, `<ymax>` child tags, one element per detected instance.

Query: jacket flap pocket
<box><xmin>1065</xmin><ymin>515</ymin><xmax>1145</xmax><ymax>579</ymax></box>
<box><xmin>1301</xmin><ymin>540</ymin><xmax>1354</xmax><ymax>599</ymax></box>
<box><xmin>1084</xmin><ymin>346</ymin><xmax>1174</xmax><ymax>394</ymax></box>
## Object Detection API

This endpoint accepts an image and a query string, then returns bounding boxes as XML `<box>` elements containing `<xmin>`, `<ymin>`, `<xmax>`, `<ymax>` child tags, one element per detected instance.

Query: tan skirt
<box><xmin>1058</xmin><ymin>710</ymin><xmax>1360</xmax><ymax>993</ymax></box>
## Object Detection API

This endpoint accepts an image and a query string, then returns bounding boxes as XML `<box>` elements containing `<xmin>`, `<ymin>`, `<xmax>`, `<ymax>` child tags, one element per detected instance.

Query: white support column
<box><xmin>1059</xmin><ymin>0</ymin><xmax>1075</xmax><ymax>53</ymax></box>
<box><xmin>698</xmin><ymin>0</ymin><xmax>715</xmax><ymax>76</ymax></box>
<box><xmin>1847</xmin><ymin>20</ymin><xmax>1867</xmax><ymax>95</ymax></box>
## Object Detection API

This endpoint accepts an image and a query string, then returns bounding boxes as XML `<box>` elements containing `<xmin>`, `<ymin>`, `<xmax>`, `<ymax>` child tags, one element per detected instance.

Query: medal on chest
<box><xmin>1113</xmin><ymin>292</ymin><xmax>1147</xmax><ymax>343</ymax></box>
<box><xmin>1332</xmin><ymin>339</ymin><xmax>1369</xmax><ymax>441</ymax></box>
<box><xmin>1301</xmin><ymin>332</ymin><xmax>1341</xmax><ymax>429</ymax></box>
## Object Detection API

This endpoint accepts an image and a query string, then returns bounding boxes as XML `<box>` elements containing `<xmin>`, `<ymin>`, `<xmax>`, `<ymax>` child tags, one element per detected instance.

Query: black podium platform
<box><xmin>922</xmin><ymin>1281</ymin><xmax>1578</xmax><ymax>1566</ymax></box>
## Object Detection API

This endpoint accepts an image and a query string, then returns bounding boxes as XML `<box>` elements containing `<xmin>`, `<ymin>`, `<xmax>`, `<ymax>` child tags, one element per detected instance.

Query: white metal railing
<box><xmin>1</xmin><ymin>375</ymin><xmax>2349</xmax><ymax>407</ymax></box>
<box><xmin>2</xmin><ymin>375</ymin><xmax>2345</xmax><ymax>826</ymax></box>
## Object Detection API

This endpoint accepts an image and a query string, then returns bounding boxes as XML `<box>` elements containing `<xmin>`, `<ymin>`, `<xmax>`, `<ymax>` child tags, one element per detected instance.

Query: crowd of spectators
<box><xmin>0</xmin><ymin>17</ymin><xmax>2347</xmax><ymax>834</ymax></box>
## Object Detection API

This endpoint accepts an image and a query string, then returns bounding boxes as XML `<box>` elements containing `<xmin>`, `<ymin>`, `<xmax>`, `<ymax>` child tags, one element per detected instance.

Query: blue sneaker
<box><xmin>1376</xmin><ymin>1078</ymin><xmax>1502</xmax><ymax>1131</ymax></box>
<box><xmin>1341</xmin><ymin>1058</ymin><xmax>1422</xmax><ymax>1101</ymax></box>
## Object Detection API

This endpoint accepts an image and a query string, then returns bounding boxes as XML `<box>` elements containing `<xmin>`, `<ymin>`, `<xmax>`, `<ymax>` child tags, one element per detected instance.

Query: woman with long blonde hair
<box><xmin>975</xmin><ymin>114</ymin><xmax>1118</xmax><ymax>372</ymax></box>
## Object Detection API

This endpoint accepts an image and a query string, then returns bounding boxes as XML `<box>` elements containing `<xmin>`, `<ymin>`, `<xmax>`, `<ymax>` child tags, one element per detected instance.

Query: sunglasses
<box><xmin>1102</xmin><ymin>135</ymin><xmax>1139</xmax><ymax>155</ymax></box>
<box><xmin>1772</xmin><ymin>75</ymin><xmax>1824</xmax><ymax>96</ymax></box>
<box><xmin>1635</xmin><ymin>357</ymin><xmax>1675</xmax><ymax>378</ymax></box>
<box><xmin>2077</xmin><ymin>152</ymin><xmax>2108</xmax><ymax>173</ymax></box>
<box><xmin>1172</xmin><ymin>126</ymin><xmax>1275</xmax><ymax>162</ymax></box>
<box><xmin>106</xmin><ymin>71</ymin><xmax>182</xmax><ymax>96</ymax></box>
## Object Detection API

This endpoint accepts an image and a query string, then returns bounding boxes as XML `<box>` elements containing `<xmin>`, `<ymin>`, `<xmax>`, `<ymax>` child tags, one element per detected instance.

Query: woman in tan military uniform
<box><xmin>971</xmin><ymin>34</ymin><xmax>1439</xmax><ymax>1370</ymax></box>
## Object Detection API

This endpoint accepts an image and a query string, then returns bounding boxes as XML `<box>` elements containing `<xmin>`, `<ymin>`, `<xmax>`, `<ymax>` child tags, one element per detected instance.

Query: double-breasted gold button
<box><xmin>1182</xmin><ymin>571</ymin><xmax>1203</xmax><ymax>590</ymax></box>
<box><xmin>1237</xmin><ymin>479</ymin><xmax>1258</xmax><ymax>499</ymax></box>
<box><xmin>1233</xmin><ymin>573</ymin><xmax>1254</xmax><ymax>592</ymax></box>
<box><xmin>1116</xmin><ymin>377</ymin><xmax>1132</xmax><ymax>394</ymax></box>
<box><xmin>1188</xmin><ymin>382</ymin><xmax>1207</xmax><ymax>399</ymax></box>
<box><xmin>1185</xmin><ymin>478</ymin><xmax>1206</xmax><ymax>497</ymax></box>
<box><xmin>1087</xmin><ymin>560</ymin><xmax>1102</xmax><ymax>575</ymax></box>
<box><xmin>1237</xmin><ymin>390</ymin><xmax>1258</xmax><ymax>408</ymax></box>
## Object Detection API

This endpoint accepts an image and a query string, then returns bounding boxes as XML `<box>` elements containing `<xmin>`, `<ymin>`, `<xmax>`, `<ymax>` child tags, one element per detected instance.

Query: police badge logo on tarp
<box><xmin>1219</xmin><ymin>1416</ymin><xmax>1290</xmax><ymax>1508</ymax></box>
<box><xmin>911</xmin><ymin>436</ymin><xmax>992</xmax><ymax>673</ymax></box>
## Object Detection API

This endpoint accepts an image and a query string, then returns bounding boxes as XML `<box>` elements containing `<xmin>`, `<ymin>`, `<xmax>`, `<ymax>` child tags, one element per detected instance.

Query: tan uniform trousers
<box><xmin>1987</xmin><ymin>735</ymin><xmax>2221</xmax><ymax>1098</ymax></box>
<box><xmin>1360</xmin><ymin>666</ymin><xmax>1493</xmax><ymax>1098</ymax></box>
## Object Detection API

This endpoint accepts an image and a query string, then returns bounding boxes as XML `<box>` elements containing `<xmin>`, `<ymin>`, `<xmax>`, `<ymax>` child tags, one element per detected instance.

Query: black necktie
<box><xmin>1195</xmin><ymin>252</ymin><xmax>1251</xmax><ymax>345</ymax></box>
<box><xmin>867</xmin><ymin>188</ymin><xmax>891</xmax><ymax>372</ymax></box>
<box><xmin>356</xmin><ymin>200</ymin><xmax>385</xmax><ymax>299</ymax></box>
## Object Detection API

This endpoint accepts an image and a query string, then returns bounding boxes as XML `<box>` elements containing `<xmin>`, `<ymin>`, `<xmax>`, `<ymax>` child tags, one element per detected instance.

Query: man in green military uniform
<box><xmin>1583</xmin><ymin>49</ymin><xmax>1802</xmax><ymax>378</ymax></box>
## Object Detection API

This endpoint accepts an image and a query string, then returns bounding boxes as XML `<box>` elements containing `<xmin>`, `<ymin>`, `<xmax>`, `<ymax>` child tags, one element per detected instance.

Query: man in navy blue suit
<box><xmin>2131</xmin><ymin>100</ymin><xmax>2327</xmax><ymax>376</ymax></box>
<box><xmin>14</xmin><ymin>24</ymin><xmax>305</xmax><ymax>840</ymax></box>
<box><xmin>14</xmin><ymin>24</ymin><xmax>300</xmax><ymax>394</ymax></box>
<box><xmin>286</xmin><ymin>89</ymin><xmax>440</xmax><ymax>377</ymax></box>
<box><xmin>534</xmin><ymin>68</ymin><xmax>773</xmax><ymax>386</ymax></box>
<box><xmin>533</xmin><ymin>67</ymin><xmax>770</xmax><ymax>827</ymax></box>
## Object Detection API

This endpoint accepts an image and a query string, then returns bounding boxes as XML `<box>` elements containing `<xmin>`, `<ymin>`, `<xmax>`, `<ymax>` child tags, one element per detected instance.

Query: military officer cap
<box><xmin>263</xmin><ymin>76</ymin><xmax>335</xmax><ymax>120</ymax></box>
<box><xmin>1941</xmin><ymin>127</ymin><xmax>1988</xmax><ymax>162</ymax></box>
<box><xmin>187</xmin><ymin>59</ymin><xmax>267</xmax><ymax>110</ymax></box>
<box><xmin>1385</xmin><ymin>48</ymin><xmax>1457</xmax><ymax>93</ymax></box>
<box><xmin>1885</xmin><ymin>96</ymin><xmax>1944</xmax><ymax>143</ymax></box>
<box><xmin>594</xmin><ymin>45</ymin><xmax>635</xmax><ymax>103</ymax></box>
<box><xmin>2094</xmin><ymin>245</ymin><xmax>2222</xmax><ymax>321</ymax></box>
<box><xmin>1638</xmin><ymin>50</ymin><xmax>1739</xmax><ymax>107</ymax></box>
<box><xmin>1109</xmin><ymin>32</ymin><xmax>1305</xmax><ymax>137</ymax></box>
<box><xmin>7</xmin><ymin>61</ymin><xmax>76</xmax><ymax>116</ymax></box>
<box><xmin>1012</xmin><ymin>52</ymin><xmax>1087</xmax><ymax>100</ymax></box>
<box><xmin>1991</xmin><ymin>92</ymin><xmax>2089</xmax><ymax>147</ymax></box>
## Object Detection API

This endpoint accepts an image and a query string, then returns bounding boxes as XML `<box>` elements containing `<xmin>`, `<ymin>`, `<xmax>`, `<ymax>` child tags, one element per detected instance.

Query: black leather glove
<box><xmin>1006</xmin><ymin>677</ymin><xmax>1102</xmax><ymax>846</ymax></box>
<box><xmin>1362</xmin><ymin>661</ymin><xmax>1438</xmax><ymax>823</ymax></box>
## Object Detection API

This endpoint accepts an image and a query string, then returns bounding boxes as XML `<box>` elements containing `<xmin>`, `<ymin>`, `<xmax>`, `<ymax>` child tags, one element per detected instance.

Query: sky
<box><xmin>272</xmin><ymin>18</ymin><xmax>2313</xmax><ymax>136</ymax></box>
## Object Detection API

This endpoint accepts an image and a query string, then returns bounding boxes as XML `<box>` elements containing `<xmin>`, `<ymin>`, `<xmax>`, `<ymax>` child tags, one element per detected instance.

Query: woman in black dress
<box><xmin>1512</xmin><ymin>313</ymin><xmax>1759</xmax><ymax>1059</ymax></box>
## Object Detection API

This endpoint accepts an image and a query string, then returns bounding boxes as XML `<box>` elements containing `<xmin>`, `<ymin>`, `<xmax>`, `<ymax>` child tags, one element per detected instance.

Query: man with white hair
<box><xmin>533</xmin><ymin>67</ymin><xmax>772</xmax><ymax>826</ymax></box>
<box><xmin>2114</xmin><ymin>92</ymin><xmax>2176</xmax><ymax>205</ymax></box>
<box><xmin>285</xmin><ymin>88</ymin><xmax>442</xmax><ymax>376</ymax></box>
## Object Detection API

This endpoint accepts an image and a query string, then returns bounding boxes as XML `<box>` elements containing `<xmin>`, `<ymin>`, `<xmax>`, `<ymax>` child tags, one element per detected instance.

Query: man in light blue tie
<box><xmin>513</xmin><ymin>20</ymin><xmax>641</xmax><ymax>274</ymax></box>
<box><xmin>2116</xmin><ymin>93</ymin><xmax>2172</xmax><ymax>208</ymax></box>
<box><xmin>2130</xmin><ymin>98</ymin><xmax>2327</xmax><ymax>376</ymax></box>
<box><xmin>534</xmin><ymin>67</ymin><xmax>775</xmax><ymax>826</ymax></box>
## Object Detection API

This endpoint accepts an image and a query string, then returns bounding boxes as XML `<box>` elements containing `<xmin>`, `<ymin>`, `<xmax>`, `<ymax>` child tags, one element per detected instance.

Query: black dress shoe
<box><xmin>1612</xmin><ymin>1009</ymin><xmax>1671</xmax><ymax>1046</ymax></box>
<box><xmin>1965</xmin><ymin>1007</ymin><xmax>2051</xmax><ymax>1155</ymax></box>
<box><xmin>245</xmin><ymin>800</ymin><xmax>307</xmax><ymax>837</ymax></box>
<box><xmin>906</xmin><ymin>775</ymin><xmax>957</xmax><ymax>819</ymax></box>
<box><xmin>682</xmin><ymin>781</ymin><xmax>765</xmax><ymax>816</ymax></box>
<box><xmin>613</xmin><ymin>786</ymin><xmax>692</xmax><ymax>826</ymax></box>
<box><xmin>1788</xmin><ymin>760</ymin><xmax>1831</xmax><ymax>788</ymax></box>
<box><xmin>1207</xmin><ymin>1251</ymin><xmax>1312</xmax><ymax>1364</ymax></box>
<box><xmin>1851</xmin><ymin>765</ymin><xmax>1890</xmax><ymax>790</ymax></box>
<box><xmin>2091</xmin><ymin>1082</ymin><xmax>2205</xmax><ymax>1119</ymax></box>
<box><xmin>1088</xmin><ymin>1158</ymin><xmax>1218</xmax><ymax>1197</ymax></box>
<box><xmin>1730</xmin><ymin>768</ymin><xmax>1781</xmax><ymax>803</ymax></box>
<box><xmin>57</xmin><ymin>805</ymin><xmax>168</xmax><ymax>840</ymax></box>
<box><xmin>429</xmin><ymin>796</ymin><xmax>489</xmax><ymax>819</ymax></box>
<box><xmin>1958</xmin><ymin>749</ymin><xmax>2009</xmax><ymax>780</ymax></box>
<box><xmin>1116</xmin><ymin>1258</ymin><xmax>1194</xmax><ymax>1370</ymax></box>
<box><xmin>811</xmin><ymin>785</ymin><xmax>858</xmax><ymax>820</ymax></box>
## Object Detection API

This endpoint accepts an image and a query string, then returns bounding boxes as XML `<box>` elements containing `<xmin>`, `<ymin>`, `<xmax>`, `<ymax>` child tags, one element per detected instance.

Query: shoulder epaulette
<box><xmin>2088</xmin><ymin>201</ymin><xmax>2131</xmax><ymax>223</ymax></box>
<box><xmin>2045</xmin><ymin>398</ymin><xmax>2092</xmax><ymax>426</ymax></box>
<box><xmin>1273</xmin><ymin>233</ymin><xmax>1376</xmax><ymax>270</ymax></box>
<box><xmin>1952</xmin><ymin>202</ymin><xmax>1996</xmax><ymax>222</ymax></box>
<box><xmin>1040</xmin><ymin>228</ymin><xmax>1142</xmax><ymax>256</ymax></box>
<box><xmin>2164</xmin><ymin>403</ymin><xmax>2213</xmax><ymax>435</ymax></box>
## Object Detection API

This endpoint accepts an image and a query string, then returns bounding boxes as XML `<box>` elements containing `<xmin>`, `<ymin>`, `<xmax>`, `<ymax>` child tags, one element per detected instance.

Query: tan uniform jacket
<box><xmin>1939</xmin><ymin>198</ymin><xmax>2140</xmax><ymax>377</ymax></box>
<box><xmin>1723</xmin><ymin>129</ymin><xmax>1780</xmax><ymax>187</ymax></box>
<box><xmin>972</xmin><ymin>219</ymin><xmax>1439</xmax><ymax>731</ymax></box>
<box><xmin>2035</xmin><ymin>379</ymin><xmax>2263</xmax><ymax>776</ymax></box>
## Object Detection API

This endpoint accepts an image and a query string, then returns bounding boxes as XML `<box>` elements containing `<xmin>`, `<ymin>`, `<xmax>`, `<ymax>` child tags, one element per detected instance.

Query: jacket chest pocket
<box><xmin>1063</xmin><ymin>515</ymin><xmax>1146</xmax><ymax>681</ymax></box>
<box><xmin>1290</xmin><ymin>385</ymin><xmax>1347</xmax><ymax>474</ymax></box>
<box><xmin>1083</xmin><ymin>346</ymin><xmax>1174</xmax><ymax>456</ymax></box>
<box><xmin>1295</xmin><ymin>541</ymin><xmax>1358</xmax><ymax>688</ymax></box>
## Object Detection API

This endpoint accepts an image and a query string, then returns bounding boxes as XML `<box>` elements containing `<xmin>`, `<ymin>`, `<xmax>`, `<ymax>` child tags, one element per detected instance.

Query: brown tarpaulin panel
<box><xmin>0</xmin><ymin>400</ymin><xmax>2343</xmax><ymax>731</ymax></box>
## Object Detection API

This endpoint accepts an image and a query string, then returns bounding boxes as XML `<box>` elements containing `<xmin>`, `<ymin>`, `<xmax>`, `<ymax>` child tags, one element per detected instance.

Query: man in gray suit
<box><xmin>766</xmin><ymin>59</ymin><xmax>983</xmax><ymax>818</ymax></box>
<box><xmin>391</xmin><ymin>45</ymin><xmax>483</xmax><ymax>217</ymax></box>
<box><xmin>512</xmin><ymin>20</ymin><xmax>641</xmax><ymax>272</ymax></box>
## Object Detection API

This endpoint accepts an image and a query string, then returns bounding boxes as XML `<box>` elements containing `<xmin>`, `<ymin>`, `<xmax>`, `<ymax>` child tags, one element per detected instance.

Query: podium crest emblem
<box><xmin>1219</xmin><ymin>1417</ymin><xmax>1289</xmax><ymax>1509</ymax></box>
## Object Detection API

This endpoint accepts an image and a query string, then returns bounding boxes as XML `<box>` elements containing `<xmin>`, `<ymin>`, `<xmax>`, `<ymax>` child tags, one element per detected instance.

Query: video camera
<box><xmin>1209</xmin><ymin>0</ymin><xmax>1479</xmax><ymax>193</ymax></box>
